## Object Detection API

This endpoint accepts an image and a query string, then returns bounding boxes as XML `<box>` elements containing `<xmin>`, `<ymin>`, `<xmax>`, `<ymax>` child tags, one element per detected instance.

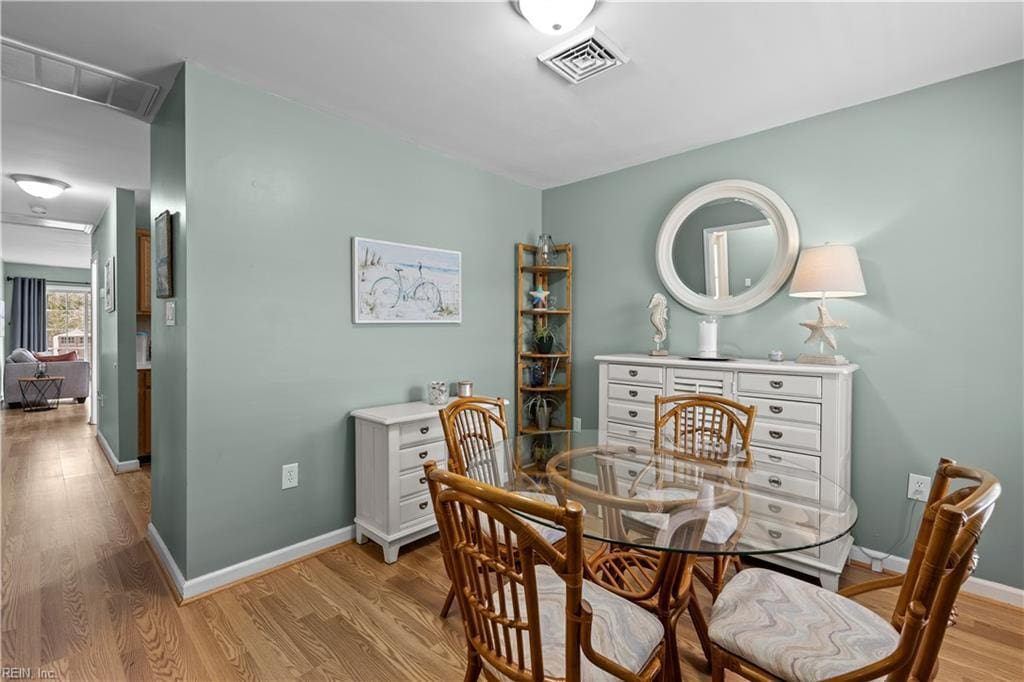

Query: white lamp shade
<box><xmin>789</xmin><ymin>244</ymin><xmax>866</xmax><ymax>298</ymax></box>
<box><xmin>518</xmin><ymin>0</ymin><xmax>596</xmax><ymax>35</ymax></box>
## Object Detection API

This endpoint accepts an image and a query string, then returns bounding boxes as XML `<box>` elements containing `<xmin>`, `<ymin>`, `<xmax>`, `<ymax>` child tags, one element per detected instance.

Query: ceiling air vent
<box><xmin>1</xmin><ymin>37</ymin><xmax>160</xmax><ymax>121</ymax></box>
<box><xmin>537</xmin><ymin>27</ymin><xmax>629</xmax><ymax>85</ymax></box>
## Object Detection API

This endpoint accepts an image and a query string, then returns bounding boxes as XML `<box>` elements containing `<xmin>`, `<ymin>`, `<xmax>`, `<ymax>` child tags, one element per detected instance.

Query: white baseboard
<box><xmin>96</xmin><ymin>432</ymin><xmax>140</xmax><ymax>474</ymax></box>
<box><xmin>147</xmin><ymin>522</ymin><xmax>354</xmax><ymax>601</ymax></box>
<box><xmin>850</xmin><ymin>545</ymin><xmax>1023</xmax><ymax>608</ymax></box>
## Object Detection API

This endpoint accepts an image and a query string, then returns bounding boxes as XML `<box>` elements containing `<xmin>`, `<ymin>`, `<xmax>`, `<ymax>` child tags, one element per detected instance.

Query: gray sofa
<box><xmin>4</xmin><ymin>358</ymin><xmax>90</xmax><ymax>407</ymax></box>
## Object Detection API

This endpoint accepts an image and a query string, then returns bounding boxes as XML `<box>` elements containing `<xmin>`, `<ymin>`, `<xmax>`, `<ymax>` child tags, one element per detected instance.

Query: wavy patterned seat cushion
<box><xmin>709</xmin><ymin>568</ymin><xmax>900</xmax><ymax>682</ymax></box>
<box><xmin>482</xmin><ymin>564</ymin><xmax>663</xmax><ymax>682</ymax></box>
<box><xmin>623</xmin><ymin>487</ymin><xmax>739</xmax><ymax>545</ymax></box>
<box><xmin>504</xmin><ymin>492</ymin><xmax>567</xmax><ymax>546</ymax></box>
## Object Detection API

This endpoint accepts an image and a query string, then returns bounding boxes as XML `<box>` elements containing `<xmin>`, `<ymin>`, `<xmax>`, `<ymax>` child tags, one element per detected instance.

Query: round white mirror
<box><xmin>656</xmin><ymin>180</ymin><xmax>800</xmax><ymax>315</ymax></box>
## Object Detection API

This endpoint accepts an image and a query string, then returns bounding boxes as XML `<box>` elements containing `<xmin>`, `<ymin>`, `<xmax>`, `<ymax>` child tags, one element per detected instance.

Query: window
<box><xmin>46</xmin><ymin>287</ymin><xmax>91</xmax><ymax>357</ymax></box>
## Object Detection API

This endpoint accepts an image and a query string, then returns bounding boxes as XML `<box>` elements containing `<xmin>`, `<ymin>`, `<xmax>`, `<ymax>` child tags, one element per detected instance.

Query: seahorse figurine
<box><xmin>648</xmin><ymin>293</ymin><xmax>669</xmax><ymax>356</ymax></box>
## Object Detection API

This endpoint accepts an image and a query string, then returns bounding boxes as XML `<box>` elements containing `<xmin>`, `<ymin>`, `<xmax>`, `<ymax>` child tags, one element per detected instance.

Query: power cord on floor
<box><xmin>860</xmin><ymin>498</ymin><xmax>923</xmax><ymax>565</ymax></box>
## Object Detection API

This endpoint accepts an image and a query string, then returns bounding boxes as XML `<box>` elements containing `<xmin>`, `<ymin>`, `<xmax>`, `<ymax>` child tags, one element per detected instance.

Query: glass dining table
<box><xmin>462</xmin><ymin>430</ymin><xmax>858</xmax><ymax>680</ymax></box>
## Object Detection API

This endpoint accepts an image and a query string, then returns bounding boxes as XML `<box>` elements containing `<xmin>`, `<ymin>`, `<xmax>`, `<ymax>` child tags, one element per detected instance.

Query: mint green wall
<box><xmin>543</xmin><ymin>62</ymin><xmax>1024</xmax><ymax>588</ymax></box>
<box><xmin>149</xmin><ymin>70</ymin><xmax>188</xmax><ymax>570</ymax></box>
<box><xmin>3</xmin><ymin>262</ymin><xmax>90</xmax><ymax>355</ymax></box>
<box><xmin>153</xmin><ymin>64</ymin><xmax>540</xmax><ymax>578</ymax></box>
<box><xmin>91</xmin><ymin>188</ymin><xmax>138</xmax><ymax>463</ymax></box>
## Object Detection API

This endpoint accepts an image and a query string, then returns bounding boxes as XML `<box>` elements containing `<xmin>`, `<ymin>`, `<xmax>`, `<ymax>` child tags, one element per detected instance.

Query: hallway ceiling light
<box><xmin>518</xmin><ymin>0</ymin><xmax>596</xmax><ymax>35</ymax></box>
<box><xmin>11</xmin><ymin>174</ymin><xmax>70</xmax><ymax>199</ymax></box>
<box><xmin>1</xmin><ymin>212</ymin><xmax>93</xmax><ymax>233</ymax></box>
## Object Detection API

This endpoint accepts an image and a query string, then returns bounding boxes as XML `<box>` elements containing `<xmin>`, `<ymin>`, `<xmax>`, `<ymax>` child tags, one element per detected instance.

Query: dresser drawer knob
<box><xmin>628</xmin><ymin>410</ymin><xmax>638</xmax><ymax>418</ymax></box>
<box><xmin>768</xmin><ymin>503</ymin><xmax>782</xmax><ymax>513</ymax></box>
<box><xmin>629</xmin><ymin>369</ymin><xmax>638</xmax><ymax>377</ymax></box>
<box><xmin>418</xmin><ymin>501</ymin><xmax>428</xmax><ymax>510</ymax></box>
<box><xmin>770</xmin><ymin>380</ymin><xmax>784</xmax><ymax>389</ymax></box>
<box><xmin>419</xmin><ymin>476</ymin><xmax>427</xmax><ymax>485</ymax></box>
<box><xmin>768</xmin><ymin>529</ymin><xmax>782</xmax><ymax>540</ymax></box>
<box><xmin>768</xmin><ymin>454</ymin><xmax>782</xmax><ymax>463</ymax></box>
<box><xmin>419</xmin><ymin>426</ymin><xmax>430</xmax><ymax>435</ymax></box>
<box><xmin>628</xmin><ymin>390</ymin><xmax>638</xmax><ymax>398</ymax></box>
<box><xmin>627</xmin><ymin>446</ymin><xmax>637</xmax><ymax>454</ymax></box>
<box><xmin>628</xmin><ymin>429</ymin><xmax>637</xmax><ymax>436</ymax></box>
<box><xmin>418</xmin><ymin>451</ymin><xmax>428</xmax><ymax>459</ymax></box>
<box><xmin>628</xmin><ymin>469</ymin><xmax>638</xmax><ymax>477</ymax></box>
<box><xmin>769</xmin><ymin>430</ymin><xmax>783</xmax><ymax>440</ymax></box>
<box><xmin>769</xmin><ymin>405</ymin><xmax>783</xmax><ymax>414</ymax></box>
<box><xmin>768</xmin><ymin>476</ymin><xmax>782</xmax><ymax>488</ymax></box>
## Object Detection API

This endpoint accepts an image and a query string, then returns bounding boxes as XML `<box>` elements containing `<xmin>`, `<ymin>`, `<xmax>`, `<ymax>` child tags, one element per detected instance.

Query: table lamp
<box><xmin>788</xmin><ymin>244</ymin><xmax>866</xmax><ymax>365</ymax></box>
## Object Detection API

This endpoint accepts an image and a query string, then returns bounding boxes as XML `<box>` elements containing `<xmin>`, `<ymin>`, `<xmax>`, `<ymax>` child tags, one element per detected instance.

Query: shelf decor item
<box><xmin>789</xmin><ymin>243</ymin><xmax>866</xmax><ymax>365</ymax></box>
<box><xmin>648</xmin><ymin>293</ymin><xmax>669</xmax><ymax>356</ymax></box>
<box><xmin>516</xmin><ymin>241</ymin><xmax>572</xmax><ymax>435</ymax></box>
<box><xmin>457</xmin><ymin>380</ymin><xmax>473</xmax><ymax>397</ymax></box>
<box><xmin>427</xmin><ymin>380</ymin><xmax>448</xmax><ymax>405</ymax></box>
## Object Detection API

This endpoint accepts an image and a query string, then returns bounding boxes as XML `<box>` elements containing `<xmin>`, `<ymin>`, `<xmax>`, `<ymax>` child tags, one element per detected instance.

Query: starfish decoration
<box><xmin>529</xmin><ymin>287</ymin><xmax>550</xmax><ymax>309</ymax></box>
<box><xmin>800</xmin><ymin>304</ymin><xmax>848</xmax><ymax>351</ymax></box>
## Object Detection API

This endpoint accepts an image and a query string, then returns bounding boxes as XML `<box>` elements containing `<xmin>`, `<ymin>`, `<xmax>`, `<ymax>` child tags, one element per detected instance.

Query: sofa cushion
<box><xmin>33</xmin><ymin>351</ymin><xmax>78</xmax><ymax>362</ymax></box>
<box><xmin>9</xmin><ymin>348</ymin><xmax>36</xmax><ymax>363</ymax></box>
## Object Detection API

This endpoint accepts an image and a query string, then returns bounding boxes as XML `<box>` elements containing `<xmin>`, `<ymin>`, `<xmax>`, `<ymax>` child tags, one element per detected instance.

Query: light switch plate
<box><xmin>282</xmin><ymin>463</ymin><xmax>298</xmax><ymax>490</ymax></box>
<box><xmin>165</xmin><ymin>300</ymin><xmax>176</xmax><ymax>326</ymax></box>
<box><xmin>572</xmin><ymin>417</ymin><xmax>582</xmax><ymax>432</ymax></box>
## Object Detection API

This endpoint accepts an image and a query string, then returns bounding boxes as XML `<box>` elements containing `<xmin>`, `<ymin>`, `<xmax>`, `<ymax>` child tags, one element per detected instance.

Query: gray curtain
<box><xmin>11</xmin><ymin>277</ymin><xmax>47</xmax><ymax>352</ymax></box>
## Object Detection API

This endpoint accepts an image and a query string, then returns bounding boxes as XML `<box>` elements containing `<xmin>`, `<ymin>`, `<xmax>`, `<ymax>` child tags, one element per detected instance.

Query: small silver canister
<box><xmin>457</xmin><ymin>380</ymin><xmax>473</xmax><ymax>397</ymax></box>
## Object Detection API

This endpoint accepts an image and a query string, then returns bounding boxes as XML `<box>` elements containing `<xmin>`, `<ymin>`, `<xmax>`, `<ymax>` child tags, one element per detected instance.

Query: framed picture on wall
<box><xmin>155</xmin><ymin>210</ymin><xmax>174</xmax><ymax>298</ymax></box>
<box><xmin>352</xmin><ymin>237</ymin><xmax>462</xmax><ymax>324</ymax></box>
<box><xmin>104</xmin><ymin>256</ymin><xmax>116</xmax><ymax>312</ymax></box>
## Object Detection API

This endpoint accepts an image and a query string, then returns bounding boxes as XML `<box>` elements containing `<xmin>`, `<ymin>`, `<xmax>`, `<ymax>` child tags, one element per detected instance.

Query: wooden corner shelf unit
<box><xmin>515</xmin><ymin>243</ymin><xmax>572</xmax><ymax>436</ymax></box>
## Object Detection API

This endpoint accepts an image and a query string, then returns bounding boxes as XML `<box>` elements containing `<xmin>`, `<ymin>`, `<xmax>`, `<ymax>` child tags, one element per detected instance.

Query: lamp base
<box><xmin>796</xmin><ymin>353</ymin><xmax>849</xmax><ymax>366</ymax></box>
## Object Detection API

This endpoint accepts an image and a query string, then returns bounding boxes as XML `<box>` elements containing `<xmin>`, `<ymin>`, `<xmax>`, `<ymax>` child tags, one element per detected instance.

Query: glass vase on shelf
<box><xmin>537</xmin><ymin>234</ymin><xmax>556</xmax><ymax>265</ymax></box>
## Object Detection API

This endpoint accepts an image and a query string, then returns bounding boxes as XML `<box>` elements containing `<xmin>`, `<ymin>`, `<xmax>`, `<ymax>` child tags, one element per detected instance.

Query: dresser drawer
<box><xmin>745</xmin><ymin>516</ymin><xmax>820</xmax><ymax>558</ymax></box>
<box><xmin>399</xmin><ymin>493</ymin><xmax>435</xmax><ymax>526</ymax></box>
<box><xmin>607</xmin><ymin>421</ymin><xmax>655</xmax><ymax>443</ymax></box>
<box><xmin>398</xmin><ymin>439</ymin><xmax>449</xmax><ymax>473</ymax></box>
<box><xmin>752</xmin><ymin>447</ymin><xmax>820</xmax><ymax>474</ymax></box>
<box><xmin>607</xmin><ymin>401</ymin><xmax>655</xmax><ymax>427</ymax></box>
<box><xmin>738</xmin><ymin>372</ymin><xmax>821</xmax><ymax>399</ymax></box>
<box><xmin>744</xmin><ymin>396</ymin><xmax>821</xmax><ymax>426</ymax></box>
<box><xmin>752</xmin><ymin>420</ymin><xmax>821</xmax><ymax>452</ymax></box>
<box><xmin>748</xmin><ymin>467</ymin><xmax>820</xmax><ymax>502</ymax></box>
<box><xmin>399</xmin><ymin>461</ymin><xmax>446</xmax><ymax>499</ymax></box>
<box><xmin>747</xmin><ymin>495</ymin><xmax>820</xmax><ymax>528</ymax></box>
<box><xmin>608</xmin><ymin>383</ymin><xmax>661</xmax><ymax>405</ymax></box>
<box><xmin>398</xmin><ymin>416</ymin><xmax>444</xmax><ymax>447</ymax></box>
<box><xmin>608</xmin><ymin>364</ymin><xmax>664</xmax><ymax>386</ymax></box>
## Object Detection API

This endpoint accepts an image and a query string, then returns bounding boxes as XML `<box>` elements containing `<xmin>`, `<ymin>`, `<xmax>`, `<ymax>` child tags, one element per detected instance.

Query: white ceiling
<box><xmin>0</xmin><ymin>223</ymin><xmax>92</xmax><ymax>269</ymax></box>
<box><xmin>1</xmin><ymin>1</ymin><xmax>1021</xmax><ymax>212</ymax></box>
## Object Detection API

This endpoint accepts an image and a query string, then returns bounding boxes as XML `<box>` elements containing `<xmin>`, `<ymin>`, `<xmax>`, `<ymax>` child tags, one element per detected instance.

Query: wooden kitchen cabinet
<box><xmin>138</xmin><ymin>369</ymin><xmax>151</xmax><ymax>456</ymax></box>
<box><xmin>137</xmin><ymin>229</ymin><xmax>151</xmax><ymax>315</ymax></box>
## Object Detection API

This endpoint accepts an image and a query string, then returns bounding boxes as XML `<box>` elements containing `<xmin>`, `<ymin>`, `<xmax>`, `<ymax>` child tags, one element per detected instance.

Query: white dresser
<box><xmin>596</xmin><ymin>353</ymin><xmax>857</xmax><ymax>591</ymax></box>
<box><xmin>350</xmin><ymin>398</ymin><xmax>504</xmax><ymax>563</ymax></box>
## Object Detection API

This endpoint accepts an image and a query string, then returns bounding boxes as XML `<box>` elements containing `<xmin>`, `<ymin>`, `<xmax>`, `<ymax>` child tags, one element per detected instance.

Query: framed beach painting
<box><xmin>103</xmin><ymin>256</ymin><xmax>116</xmax><ymax>313</ymax></box>
<box><xmin>353</xmin><ymin>237</ymin><xmax>462</xmax><ymax>324</ymax></box>
<box><xmin>154</xmin><ymin>210</ymin><xmax>174</xmax><ymax>298</ymax></box>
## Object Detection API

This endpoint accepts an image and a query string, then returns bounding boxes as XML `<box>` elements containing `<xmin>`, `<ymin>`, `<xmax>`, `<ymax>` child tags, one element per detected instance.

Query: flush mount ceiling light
<box><xmin>1</xmin><ymin>212</ymin><xmax>94</xmax><ymax>233</ymax></box>
<box><xmin>10</xmin><ymin>174</ymin><xmax>70</xmax><ymax>199</ymax></box>
<box><xmin>518</xmin><ymin>0</ymin><xmax>596</xmax><ymax>35</ymax></box>
<box><xmin>30</xmin><ymin>205</ymin><xmax>48</xmax><ymax>215</ymax></box>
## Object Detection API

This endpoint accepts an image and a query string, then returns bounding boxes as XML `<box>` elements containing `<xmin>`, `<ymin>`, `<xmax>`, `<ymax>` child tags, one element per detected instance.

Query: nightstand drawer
<box><xmin>399</xmin><ymin>462</ymin><xmax>445</xmax><ymax>499</ymax></box>
<box><xmin>608</xmin><ymin>383</ymin><xmax>661</xmax><ymax>405</ymax></box>
<box><xmin>752</xmin><ymin>420</ymin><xmax>821</xmax><ymax>452</ymax></box>
<box><xmin>398</xmin><ymin>440</ymin><xmax>448</xmax><ymax>473</ymax></box>
<box><xmin>399</xmin><ymin>493</ymin><xmax>434</xmax><ymax>526</ymax></box>
<box><xmin>608</xmin><ymin>364</ymin><xmax>664</xmax><ymax>386</ymax></box>
<box><xmin>607</xmin><ymin>401</ymin><xmax>655</xmax><ymax>427</ymax></box>
<box><xmin>744</xmin><ymin>396</ymin><xmax>821</xmax><ymax>425</ymax></box>
<box><xmin>399</xmin><ymin>417</ymin><xmax>443</xmax><ymax>447</ymax></box>
<box><xmin>738</xmin><ymin>372</ymin><xmax>821</xmax><ymax>399</ymax></box>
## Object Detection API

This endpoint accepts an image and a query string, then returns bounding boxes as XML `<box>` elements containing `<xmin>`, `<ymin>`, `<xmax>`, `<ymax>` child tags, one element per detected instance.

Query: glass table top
<box><xmin>462</xmin><ymin>430</ymin><xmax>857</xmax><ymax>556</ymax></box>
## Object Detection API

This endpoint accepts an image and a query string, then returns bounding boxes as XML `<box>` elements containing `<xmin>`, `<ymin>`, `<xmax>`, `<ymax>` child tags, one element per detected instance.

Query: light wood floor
<box><xmin>2</xmin><ymin>403</ymin><xmax>1022</xmax><ymax>681</ymax></box>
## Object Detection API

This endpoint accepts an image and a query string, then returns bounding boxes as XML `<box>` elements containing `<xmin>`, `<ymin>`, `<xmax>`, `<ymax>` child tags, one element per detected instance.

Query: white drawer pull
<box><xmin>418</xmin><ymin>451</ymin><xmax>428</xmax><ymax>459</ymax></box>
<box><xmin>768</xmin><ymin>503</ymin><xmax>782</xmax><ymax>513</ymax></box>
<box><xmin>769</xmin><ymin>405</ymin><xmax>783</xmax><ymax>414</ymax></box>
<box><xmin>628</xmin><ymin>469</ymin><xmax>638</xmax><ymax>477</ymax></box>
<box><xmin>768</xmin><ymin>529</ymin><xmax>782</xmax><ymax>539</ymax></box>
<box><xmin>418</xmin><ymin>501</ymin><xmax>428</xmax><ymax>510</ymax></box>
<box><xmin>627</xmin><ymin>446</ymin><xmax>637</xmax><ymax>453</ymax></box>
<box><xmin>770</xmin><ymin>380</ymin><xmax>784</xmax><ymax>389</ymax></box>
<box><xmin>419</xmin><ymin>476</ymin><xmax>427</xmax><ymax>484</ymax></box>
<box><xmin>629</xmin><ymin>369</ymin><xmax>638</xmax><ymax>377</ymax></box>
<box><xmin>768</xmin><ymin>454</ymin><xmax>782</xmax><ymax>462</ymax></box>
<box><xmin>419</xmin><ymin>426</ymin><xmax>430</xmax><ymax>435</ymax></box>
<box><xmin>628</xmin><ymin>409</ymin><xmax>638</xmax><ymax>418</ymax></box>
<box><xmin>768</xmin><ymin>476</ymin><xmax>783</xmax><ymax>488</ymax></box>
<box><xmin>769</xmin><ymin>430</ymin><xmax>783</xmax><ymax>440</ymax></box>
<box><xmin>628</xmin><ymin>390</ymin><xmax>638</xmax><ymax>397</ymax></box>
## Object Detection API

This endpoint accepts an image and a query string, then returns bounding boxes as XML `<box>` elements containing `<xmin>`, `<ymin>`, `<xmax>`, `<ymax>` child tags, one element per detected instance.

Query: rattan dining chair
<box><xmin>437</xmin><ymin>396</ymin><xmax>565</xmax><ymax>617</ymax></box>
<box><xmin>709</xmin><ymin>458</ymin><xmax>1001</xmax><ymax>682</ymax></box>
<box><xmin>424</xmin><ymin>461</ymin><xmax>666</xmax><ymax>682</ymax></box>
<box><xmin>652</xmin><ymin>394</ymin><xmax>757</xmax><ymax>599</ymax></box>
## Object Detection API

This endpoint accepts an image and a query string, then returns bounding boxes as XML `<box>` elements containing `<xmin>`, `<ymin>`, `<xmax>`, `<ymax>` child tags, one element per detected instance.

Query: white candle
<box><xmin>698</xmin><ymin>318</ymin><xmax>718</xmax><ymax>354</ymax></box>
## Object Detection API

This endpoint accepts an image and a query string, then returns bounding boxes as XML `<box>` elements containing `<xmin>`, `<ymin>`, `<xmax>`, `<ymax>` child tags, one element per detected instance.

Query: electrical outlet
<box><xmin>573</xmin><ymin>417</ymin><xmax>582</xmax><ymax>432</ymax></box>
<box><xmin>282</xmin><ymin>463</ymin><xmax>298</xmax><ymax>490</ymax></box>
<box><xmin>907</xmin><ymin>473</ymin><xmax>930</xmax><ymax>501</ymax></box>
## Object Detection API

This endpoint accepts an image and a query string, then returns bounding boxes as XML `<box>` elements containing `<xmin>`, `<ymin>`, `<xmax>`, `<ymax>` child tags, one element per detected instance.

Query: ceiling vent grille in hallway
<box><xmin>1</xmin><ymin>37</ymin><xmax>160</xmax><ymax>120</ymax></box>
<box><xmin>537</xmin><ymin>28</ymin><xmax>629</xmax><ymax>85</ymax></box>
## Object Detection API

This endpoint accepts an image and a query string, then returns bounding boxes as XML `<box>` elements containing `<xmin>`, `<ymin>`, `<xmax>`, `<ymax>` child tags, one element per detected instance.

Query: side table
<box><xmin>17</xmin><ymin>376</ymin><xmax>65</xmax><ymax>412</ymax></box>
